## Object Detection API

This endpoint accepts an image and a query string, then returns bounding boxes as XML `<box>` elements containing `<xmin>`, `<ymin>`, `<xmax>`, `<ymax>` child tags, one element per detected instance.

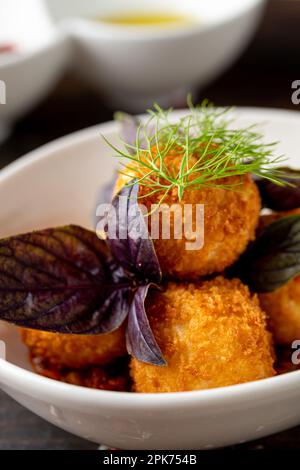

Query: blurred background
<box><xmin>1</xmin><ymin>0</ymin><xmax>300</xmax><ymax>450</ymax></box>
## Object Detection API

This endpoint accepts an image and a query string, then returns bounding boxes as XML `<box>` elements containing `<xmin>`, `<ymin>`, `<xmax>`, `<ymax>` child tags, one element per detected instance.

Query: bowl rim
<box><xmin>1</xmin><ymin>105</ymin><xmax>300</xmax><ymax>409</ymax></box>
<box><xmin>1</xmin><ymin>357</ymin><xmax>300</xmax><ymax>409</ymax></box>
<box><xmin>64</xmin><ymin>0</ymin><xmax>265</xmax><ymax>42</ymax></box>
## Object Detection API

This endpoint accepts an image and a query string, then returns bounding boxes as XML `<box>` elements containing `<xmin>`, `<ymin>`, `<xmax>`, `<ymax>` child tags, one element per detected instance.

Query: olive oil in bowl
<box><xmin>95</xmin><ymin>12</ymin><xmax>194</xmax><ymax>28</ymax></box>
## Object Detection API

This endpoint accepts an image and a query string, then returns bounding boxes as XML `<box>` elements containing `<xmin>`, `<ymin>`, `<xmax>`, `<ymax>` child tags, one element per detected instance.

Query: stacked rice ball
<box><xmin>115</xmin><ymin>157</ymin><xmax>276</xmax><ymax>392</ymax></box>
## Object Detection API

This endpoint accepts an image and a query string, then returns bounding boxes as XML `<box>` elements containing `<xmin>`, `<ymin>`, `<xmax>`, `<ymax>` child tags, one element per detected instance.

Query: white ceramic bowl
<box><xmin>0</xmin><ymin>0</ymin><xmax>69</xmax><ymax>143</ymax></box>
<box><xmin>47</xmin><ymin>0</ymin><xmax>266</xmax><ymax>110</ymax></box>
<box><xmin>1</xmin><ymin>108</ymin><xmax>300</xmax><ymax>450</ymax></box>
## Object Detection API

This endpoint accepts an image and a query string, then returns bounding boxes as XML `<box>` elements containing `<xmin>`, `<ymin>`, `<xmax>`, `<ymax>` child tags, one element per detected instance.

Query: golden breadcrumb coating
<box><xmin>114</xmin><ymin>150</ymin><xmax>261</xmax><ymax>280</ymax></box>
<box><xmin>130</xmin><ymin>277</ymin><xmax>275</xmax><ymax>393</ymax></box>
<box><xmin>259</xmin><ymin>208</ymin><xmax>300</xmax><ymax>345</ymax></box>
<box><xmin>31</xmin><ymin>356</ymin><xmax>130</xmax><ymax>391</ymax></box>
<box><xmin>62</xmin><ymin>366</ymin><xmax>129</xmax><ymax>391</ymax></box>
<box><xmin>21</xmin><ymin>324</ymin><xmax>127</xmax><ymax>369</ymax></box>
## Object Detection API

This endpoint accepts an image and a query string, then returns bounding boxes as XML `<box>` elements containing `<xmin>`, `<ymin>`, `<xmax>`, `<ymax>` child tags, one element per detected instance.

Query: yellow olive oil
<box><xmin>96</xmin><ymin>13</ymin><xmax>193</xmax><ymax>27</ymax></box>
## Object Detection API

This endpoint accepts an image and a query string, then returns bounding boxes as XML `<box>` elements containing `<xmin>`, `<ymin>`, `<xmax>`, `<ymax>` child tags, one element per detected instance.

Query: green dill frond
<box><xmin>105</xmin><ymin>100</ymin><xmax>288</xmax><ymax>203</ymax></box>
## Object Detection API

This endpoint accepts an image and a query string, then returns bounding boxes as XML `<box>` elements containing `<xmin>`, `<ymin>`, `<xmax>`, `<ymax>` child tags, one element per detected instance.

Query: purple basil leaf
<box><xmin>115</xmin><ymin>112</ymin><xmax>155</xmax><ymax>153</ymax></box>
<box><xmin>93</xmin><ymin>173</ymin><xmax>118</xmax><ymax>229</ymax></box>
<box><xmin>255</xmin><ymin>167</ymin><xmax>300</xmax><ymax>211</ymax></box>
<box><xmin>115</xmin><ymin>112</ymin><xmax>142</xmax><ymax>154</ymax></box>
<box><xmin>0</xmin><ymin>225</ymin><xmax>130</xmax><ymax>334</ymax></box>
<box><xmin>63</xmin><ymin>286</ymin><xmax>131</xmax><ymax>334</ymax></box>
<box><xmin>104</xmin><ymin>182</ymin><xmax>162</xmax><ymax>284</ymax></box>
<box><xmin>232</xmin><ymin>214</ymin><xmax>300</xmax><ymax>293</ymax></box>
<box><xmin>126</xmin><ymin>285</ymin><xmax>166</xmax><ymax>366</ymax></box>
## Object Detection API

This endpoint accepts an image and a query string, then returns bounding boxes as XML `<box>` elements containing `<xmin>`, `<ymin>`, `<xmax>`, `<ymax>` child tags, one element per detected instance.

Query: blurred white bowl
<box><xmin>1</xmin><ymin>108</ymin><xmax>300</xmax><ymax>449</ymax></box>
<box><xmin>0</xmin><ymin>0</ymin><xmax>69</xmax><ymax>143</ymax></box>
<box><xmin>47</xmin><ymin>0</ymin><xmax>266</xmax><ymax>110</ymax></box>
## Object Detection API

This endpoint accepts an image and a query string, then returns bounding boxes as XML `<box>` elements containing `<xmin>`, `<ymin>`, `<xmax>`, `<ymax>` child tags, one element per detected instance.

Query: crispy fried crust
<box><xmin>260</xmin><ymin>276</ymin><xmax>300</xmax><ymax>345</ymax></box>
<box><xmin>115</xmin><ymin>153</ymin><xmax>261</xmax><ymax>280</ymax></box>
<box><xmin>130</xmin><ymin>277</ymin><xmax>275</xmax><ymax>393</ymax></box>
<box><xmin>259</xmin><ymin>208</ymin><xmax>300</xmax><ymax>345</ymax></box>
<box><xmin>31</xmin><ymin>357</ymin><xmax>130</xmax><ymax>391</ymax></box>
<box><xmin>62</xmin><ymin>366</ymin><xmax>129</xmax><ymax>391</ymax></box>
<box><xmin>21</xmin><ymin>324</ymin><xmax>127</xmax><ymax>369</ymax></box>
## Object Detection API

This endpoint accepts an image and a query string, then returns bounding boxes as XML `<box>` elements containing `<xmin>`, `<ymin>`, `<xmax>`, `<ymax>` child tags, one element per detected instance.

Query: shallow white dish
<box><xmin>0</xmin><ymin>108</ymin><xmax>300</xmax><ymax>450</ymax></box>
<box><xmin>0</xmin><ymin>0</ymin><xmax>69</xmax><ymax>143</ymax></box>
<box><xmin>47</xmin><ymin>0</ymin><xmax>266</xmax><ymax>110</ymax></box>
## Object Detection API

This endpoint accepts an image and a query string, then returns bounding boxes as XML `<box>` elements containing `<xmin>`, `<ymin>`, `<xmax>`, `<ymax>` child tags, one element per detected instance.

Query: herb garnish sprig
<box><xmin>105</xmin><ymin>100</ymin><xmax>288</xmax><ymax>205</ymax></box>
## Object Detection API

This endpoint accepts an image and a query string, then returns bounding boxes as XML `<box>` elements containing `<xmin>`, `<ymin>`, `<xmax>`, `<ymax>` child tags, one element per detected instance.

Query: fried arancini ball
<box><xmin>31</xmin><ymin>356</ymin><xmax>130</xmax><ymax>391</ymax></box>
<box><xmin>130</xmin><ymin>277</ymin><xmax>275</xmax><ymax>393</ymax></box>
<box><xmin>21</xmin><ymin>324</ymin><xmax>127</xmax><ymax>369</ymax></box>
<box><xmin>259</xmin><ymin>208</ymin><xmax>300</xmax><ymax>345</ymax></box>
<box><xmin>63</xmin><ymin>366</ymin><xmax>129</xmax><ymax>391</ymax></box>
<box><xmin>115</xmin><ymin>150</ymin><xmax>261</xmax><ymax>280</ymax></box>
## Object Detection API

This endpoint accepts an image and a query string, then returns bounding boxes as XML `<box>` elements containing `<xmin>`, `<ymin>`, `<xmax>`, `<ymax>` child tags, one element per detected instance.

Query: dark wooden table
<box><xmin>1</xmin><ymin>0</ymin><xmax>300</xmax><ymax>450</ymax></box>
